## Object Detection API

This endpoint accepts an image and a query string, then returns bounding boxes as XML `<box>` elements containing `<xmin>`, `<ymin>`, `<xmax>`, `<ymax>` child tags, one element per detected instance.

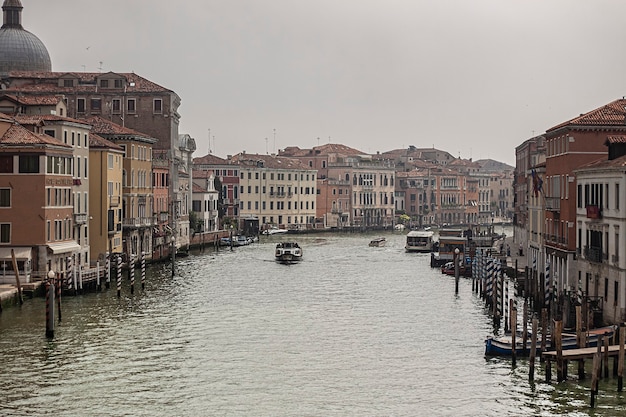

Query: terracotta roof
<box><xmin>605</xmin><ymin>135</ymin><xmax>626</xmax><ymax>144</ymax></box>
<box><xmin>575</xmin><ymin>155</ymin><xmax>625</xmax><ymax>171</ymax></box>
<box><xmin>232</xmin><ymin>153</ymin><xmax>312</xmax><ymax>170</ymax></box>
<box><xmin>193</xmin><ymin>153</ymin><xmax>229</xmax><ymax>165</ymax></box>
<box><xmin>0</xmin><ymin>122</ymin><xmax>70</xmax><ymax>147</ymax></box>
<box><xmin>192</xmin><ymin>183</ymin><xmax>205</xmax><ymax>193</ymax></box>
<box><xmin>0</xmin><ymin>94</ymin><xmax>63</xmax><ymax>106</ymax></box>
<box><xmin>14</xmin><ymin>114</ymin><xmax>89</xmax><ymax>126</ymax></box>
<box><xmin>192</xmin><ymin>169</ymin><xmax>214</xmax><ymax>179</ymax></box>
<box><xmin>79</xmin><ymin>115</ymin><xmax>152</xmax><ymax>138</ymax></box>
<box><xmin>6</xmin><ymin>71</ymin><xmax>174</xmax><ymax>94</ymax></box>
<box><xmin>89</xmin><ymin>133</ymin><xmax>123</xmax><ymax>151</ymax></box>
<box><xmin>548</xmin><ymin>99</ymin><xmax>626</xmax><ymax>132</ymax></box>
<box><xmin>279</xmin><ymin>143</ymin><xmax>365</xmax><ymax>157</ymax></box>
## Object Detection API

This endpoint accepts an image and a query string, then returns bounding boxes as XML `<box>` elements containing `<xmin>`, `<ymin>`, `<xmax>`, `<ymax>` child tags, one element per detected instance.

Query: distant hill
<box><xmin>474</xmin><ymin>159</ymin><xmax>513</xmax><ymax>172</ymax></box>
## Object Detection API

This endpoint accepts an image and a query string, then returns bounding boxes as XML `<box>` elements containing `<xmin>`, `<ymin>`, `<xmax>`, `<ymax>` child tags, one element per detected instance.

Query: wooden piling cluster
<box><xmin>472</xmin><ymin>249</ymin><xmax>508</xmax><ymax>328</ymax></box>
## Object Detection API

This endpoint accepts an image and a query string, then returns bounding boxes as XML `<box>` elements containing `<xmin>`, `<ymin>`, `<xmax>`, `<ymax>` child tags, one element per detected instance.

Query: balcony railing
<box><xmin>122</xmin><ymin>217</ymin><xmax>156</xmax><ymax>228</ymax></box>
<box><xmin>74</xmin><ymin>213</ymin><xmax>88</xmax><ymax>225</ymax></box>
<box><xmin>545</xmin><ymin>197</ymin><xmax>560</xmax><ymax>211</ymax></box>
<box><xmin>584</xmin><ymin>246</ymin><xmax>603</xmax><ymax>263</ymax></box>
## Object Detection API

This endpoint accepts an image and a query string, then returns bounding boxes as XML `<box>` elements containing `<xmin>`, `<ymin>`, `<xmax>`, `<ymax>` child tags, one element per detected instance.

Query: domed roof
<box><xmin>0</xmin><ymin>0</ymin><xmax>51</xmax><ymax>76</ymax></box>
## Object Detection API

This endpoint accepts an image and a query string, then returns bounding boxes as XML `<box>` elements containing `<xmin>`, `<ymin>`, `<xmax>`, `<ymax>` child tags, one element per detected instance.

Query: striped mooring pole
<box><xmin>141</xmin><ymin>252</ymin><xmax>146</xmax><ymax>290</ymax></box>
<box><xmin>116</xmin><ymin>255</ymin><xmax>122</xmax><ymax>298</ymax></box>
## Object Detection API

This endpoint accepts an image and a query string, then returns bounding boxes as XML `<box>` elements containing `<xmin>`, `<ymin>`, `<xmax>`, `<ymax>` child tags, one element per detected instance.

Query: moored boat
<box><xmin>275</xmin><ymin>242</ymin><xmax>303</xmax><ymax>264</ymax></box>
<box><xmin>405</xmin><ymin>230</ymin><xmax>434</xmax><ymax>253</ymax></box>
<box><xmin>369</xmin><ymin>237</ymin><xmax>386</xmax><ymax>247</ymax></box>
<box><xmin>484</xmin><ymin>325</ymin><xmax>616</xmax><ymax>356</ymax></box>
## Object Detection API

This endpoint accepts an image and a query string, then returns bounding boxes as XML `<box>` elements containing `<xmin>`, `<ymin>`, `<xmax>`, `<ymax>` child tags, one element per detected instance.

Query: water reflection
<box><xmin>0</xmin><ymin>231</ymin><xmax>625</xmax><ymax>416</ymax></box>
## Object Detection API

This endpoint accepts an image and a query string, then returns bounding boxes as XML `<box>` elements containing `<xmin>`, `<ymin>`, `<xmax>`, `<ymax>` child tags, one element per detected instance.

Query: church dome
<box><xmin>0</xmin><ymin>0</ymin><xmax>51</xmax><ymax>76</ymax></box>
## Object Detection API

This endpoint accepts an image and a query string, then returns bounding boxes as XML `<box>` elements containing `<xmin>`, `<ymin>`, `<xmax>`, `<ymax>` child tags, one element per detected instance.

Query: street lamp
<box><xmin>454</xmin><ymin>247</ymin><xmax>460</xmax><ymax>294</ymax></box>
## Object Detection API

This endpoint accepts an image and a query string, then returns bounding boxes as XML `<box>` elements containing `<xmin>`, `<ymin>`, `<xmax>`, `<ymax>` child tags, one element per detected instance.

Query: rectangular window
<box><xmin>90</xmin><ymin>98</ymin><xmax>102</xmax><ymax>111</ymax></box>
<box><xmin>18</xmin><ymin>155</ymin><xmax>39</xmax><ymax>173</ymax></box>
<box><xmin>127</xmin><ymin>99</ymin><xmax>136</xmax><ymax>113</ymax></box>
<box><xmin>0</xmin><ymin>189</ymin><xmax>10</xmax><ymax>207</ymax></box>
<box><xmin>114</xmin><ymin>79</ymin><xmax>123</xmax><ymax>88</ymax></box>
<box><xmin>0</xmin><ymin>155</ymin><xmax>13</xmax><ymax>173</ymax></box>
<box><xmin>100</xmin><ymin>79</ymin><xmax>109</xmax><ymax>88</ymax></box>
<box><xmin>0</xmin><ymin>223</ymin><xmax>9</xmax><ymax>243</ymax></box>
<box><xmin>153</xmin><ymin>99</ymin><xmax>162</xmax><ymax>114</ymax></box>
<box><xmin>108</xmin><ymin>154</ymin><xmax>114</xmax><ymax>169</ymax></box>
<box><xmin>63</xmin><ymin>79</ymin><xmax>73</xmax><ymax>87</ymax></box>
<box><xmin>44</xmin><ymin>129</ymin><xmax>55</xmax><ymax>138</ymax></box>
<box><xmin>77</xmin><ymin>98</ymin><xmax>86</xmax><ymax>113</ymax></box>
<box><xmin>112</xmin><ymin>99</ymin><xmax>121</xmax><ymax>113</ymax></box>
<box><xmin>617</xmin><ymin>184</ymin><xmax>620</xmax><ymax>210</ymax></box>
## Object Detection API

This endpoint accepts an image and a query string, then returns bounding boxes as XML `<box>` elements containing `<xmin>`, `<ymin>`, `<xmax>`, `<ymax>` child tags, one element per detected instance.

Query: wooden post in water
<box><xmin>522</xmin><ymin>301</ymin><xmax>528</xmax><ymax>356</ymax></box>
<box><xmin>45</xmin><ymin>279</ymin><xmax>55</xmax><ymax>338</ymax></box>
<box><xmin>105</xmin><ymin>252</ymin><xmax>110</xmax><ymax>289</ymax></box>
<box><xmin>591</xmin><ymin>352</ymin><xmax>600</xmax><ymax>408</ymax></box>
<box><xmin>454</xmin><ymin>248</ymin><xmax>460</xmax><ymax>295</ymax></box>
<box><xmin>604</xmin><ymin>332</ymin><xmax>610</xmax><ymax>379</ymax></box>
<box><xmin>511</xmin><ymin>306</ymin><xmax>517</xmax><ymax>366</ymax></box>
<box><xmin>55</xmin><ymin>273</ymin><xmax>61</xmax><ymax>323</ymax></box>
<box><xmin>141</xmin><ymin>252</ymin><xmax>146</xmax><ymax>290</ymax></box>
<box><xmin>529</xmin><ymin>317</ymin><xmax>538</xmax><ymax>382</ymax></box>
<box><xmin>116</xmin><ymin>255</ymin><xmax>122</xmax><ymax>298</ymax></box>
<box><xmin>618</xmin><ymin>323</ymin><xmax>625</xmax><ymax>392</ymax></box>
<box><xmin>555</xmin><ymin>320</ymin><xmax>564</xmax><ymax>382</ymax></box>
<box><xmin>596</xmin><ymin>334</ymin><xmax>603</xmax><ymax>381</ymax></box>
<box><xmin>540</xmin><ymin>308</ymin><xmax>547</xmax><ymax>362</ymax></box>
<box><xmin>10</xmin><ymin>249</ymin><xmax>23</xmax><ymax>305</ymax></box>
<box><xmin>130</xmin><ymin>254</ymin><xmax>135</xmax><ymax>295</ymax></box>
<box><xmin>576</xmin><ymin>305</ymin><xmax>584</xmax><ymax>379</ymax></box>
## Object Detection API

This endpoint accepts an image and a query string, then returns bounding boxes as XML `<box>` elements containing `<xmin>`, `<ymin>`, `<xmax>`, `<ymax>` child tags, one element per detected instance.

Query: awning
<box><xmin>0</xmin><ymin>247</ymin><xmax>32</xmax><ymax>260</ymax></box>
<box><xmin>47</xmin><ymin>241</ymin><xmax>81</xmax><ymax>254</ymax></box>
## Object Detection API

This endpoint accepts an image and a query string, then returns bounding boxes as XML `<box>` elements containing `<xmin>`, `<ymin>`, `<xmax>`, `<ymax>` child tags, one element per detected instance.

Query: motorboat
<box><xmin>275</xmin><ymin>242</ymin><xmax>303</xmax><ymax>264</ymax></box>
<box><xmin>263</xmin><ymin>226</ymin><xmax>288</xmax><ymax>235</ymax></box>
<box><xmin>369</xmin><ymin>237</ymin><xmax>386</xmax><ymax>247</ymax></box>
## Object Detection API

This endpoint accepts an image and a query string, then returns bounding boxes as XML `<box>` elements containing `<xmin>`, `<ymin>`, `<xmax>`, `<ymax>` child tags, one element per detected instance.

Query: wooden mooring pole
<box><xmin>529</xmin><ymin>317</ymin><xmax>538</xmax><ymax>382</ymax></box>
<box><xmin>10</xmin><ymin>249</ymin><xmax>23</xmax><ymax>305</ymax></box>
<box><xmin>618</xmin><ymin>323</ymin><xmax>625</xmax><ymax>392</ymax></box>
<box><xmin>591</xmin><ymin>352</ymin><xmax>600</xmax><ymax>407</ymax></box>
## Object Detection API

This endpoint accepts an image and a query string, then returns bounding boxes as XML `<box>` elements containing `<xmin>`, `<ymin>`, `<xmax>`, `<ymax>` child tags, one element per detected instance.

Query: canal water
<box><xmin>1</xmin><ymin>231</ymin><xmax>625</xmax><ymax>416</ymax></box>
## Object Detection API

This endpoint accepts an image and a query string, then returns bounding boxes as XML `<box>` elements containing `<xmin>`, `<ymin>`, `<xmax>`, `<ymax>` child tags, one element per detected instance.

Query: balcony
<box><xmin>584</xmin><ymin>246</ymin><xmax>603</xmax><ymax>263</ymax></box>
<box><xmin>586</xmin><ymin>205</ymin><xmax>602</xmax><ymax>219</ymax></box>
<box><xmin>122</xmin><ymin>217</ymin><xmax>156</xmax><ymax>229</ymax></box>
<box><xmin>159</xmin><ymin>212</ymin><xmax>169</xmax><ymax>223</ymax></box>
<box><xmin>74</xmin><ymin>213</ymin><xmax>88</xmax><ymax>225</ymax></box>
<box><xmin>545</xmin><ymin>197</ymin><xmax>560</xmax><ymax>211</ymax></box>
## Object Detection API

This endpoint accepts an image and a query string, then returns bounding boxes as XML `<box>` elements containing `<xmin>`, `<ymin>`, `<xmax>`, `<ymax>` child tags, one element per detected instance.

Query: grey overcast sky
<box><xmin>24</xmin><ymin>0</ymin><xmax>626</xmax><ymax>165</ymax></box>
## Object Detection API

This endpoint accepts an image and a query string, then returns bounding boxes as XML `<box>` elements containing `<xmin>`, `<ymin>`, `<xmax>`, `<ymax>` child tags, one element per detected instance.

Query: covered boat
<box><xmin>405</xmin><ymin>230</ymin><xmax>434</xmax><ymax>252</ymax></box>
<box><xmin>275</xmin><ymin>242</ymin><xmax>303</xmax><ymax>264</ymax></box>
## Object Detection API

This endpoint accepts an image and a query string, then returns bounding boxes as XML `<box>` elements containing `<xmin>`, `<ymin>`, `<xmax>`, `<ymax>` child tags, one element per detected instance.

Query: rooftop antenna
<box><xmin>265</xmin><ymin>137</ymin><xmax>268</xmax><ymax>154</ymax></box>
<box><xmin>317</xmin><ymin>137</ymin><xmax>320</xmax><ymax>146</ymax></box>
<box><xmin>98</xmin><ymin>61</ymin><xmax>103</xmax><ymax>72</ymax></box>
<box><xmin>208</xmin><ymin>128</ymin><xmax>211</xmax><ymax>154</ymax></box>
<box><xmin>273</xmin><ymin>128</ymin><xmax>276</xmax><ymax>153</ymax></box>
